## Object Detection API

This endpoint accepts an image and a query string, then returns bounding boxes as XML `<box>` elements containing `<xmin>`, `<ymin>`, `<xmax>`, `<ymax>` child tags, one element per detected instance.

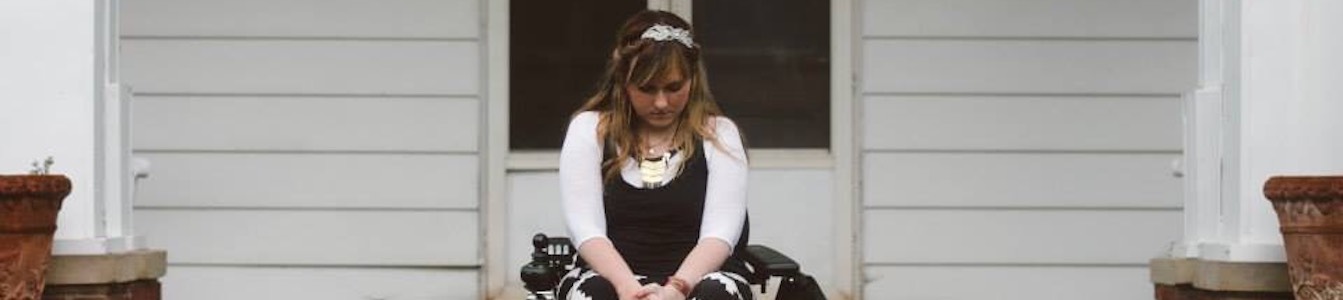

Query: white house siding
<box><xmin>507</xmin><ymin>168</ymin><xmax>836</xmax><ymax>293</ymax></box>
<box><xmin>122</xmin><ymin>0</ymin><xmax>483</xmax><ymax>299</ymax></box>
<box><xmin>860</xmin><ymin>0</ymin><xmax>1196</xmax><ymax>299</ymax></box>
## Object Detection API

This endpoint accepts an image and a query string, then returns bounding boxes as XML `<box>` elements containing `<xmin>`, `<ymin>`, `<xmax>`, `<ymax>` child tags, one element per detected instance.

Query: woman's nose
<box><xmin>653</xmin><ymin>92</ymin><xmax>669</xmax><ymax>109</ymax></box>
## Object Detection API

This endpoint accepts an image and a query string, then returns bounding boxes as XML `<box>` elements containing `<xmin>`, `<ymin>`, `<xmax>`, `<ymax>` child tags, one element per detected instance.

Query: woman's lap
<box><xmin>556</xmin><ymin>267</ymin><xmax>753</xmax><ymax>300</ymax></box>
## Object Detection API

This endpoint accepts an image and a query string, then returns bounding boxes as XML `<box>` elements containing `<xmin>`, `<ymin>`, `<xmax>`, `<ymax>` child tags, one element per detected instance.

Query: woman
<box><xmin>558</xmin><ymin>10</ymin><xmax>752</xmax><ymax>300</ymax></box>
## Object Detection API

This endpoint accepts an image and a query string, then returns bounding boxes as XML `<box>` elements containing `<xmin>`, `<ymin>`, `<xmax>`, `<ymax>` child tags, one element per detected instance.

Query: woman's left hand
<box><xmin>643</xmin><ymin>286</ymin><xmax>686</xmax><ymax>300</ymax></box>
<box><xmin>633</xmin><ymin>283</ymin><xmax>663</xmax><ymax>300</ymax></box>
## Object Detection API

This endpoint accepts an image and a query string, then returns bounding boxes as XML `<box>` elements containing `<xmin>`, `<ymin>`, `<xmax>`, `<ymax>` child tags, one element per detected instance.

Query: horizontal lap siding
<box><xmin>864</xmin><ymin>96</ymin><xmax>1182</xmax><ymax>151</ymax></box>
<box><xmin>863</xmin><ymin>153</ymin><xmax>1181</xmax><ymax>208</ymax></box>
<box><xmin>863</xmin><ymin>209</ymin><xmax>1181</xmax><ymax>264</ymax></box>
<box><xmin>865</xmin><ymin>266</ymin><xmax>1152</xmax><ymax>300</ymax></box>
<box><xmin>122</xmin><ymin>0</ymin><xmax>484</xmax><ymax>298</ymax></box>
<box><xmin>863</xmin><ymin>40</ymin><xmax>1195</xmax><ymax>94</ymax></box>
<box><xmin>137</xmin><ymin>210</ymin><xmax>479</xmax><ymax>266</ymax></box>
<box><xmin>860</xmin><ymin>0</ymin><xmax>1196</xmax><ymax>298</ymax></box>
<box><xmin>864</xmin><ymin>0</ymin><xmax>1196</xmax><ymax>38</ymax></box>
<box><xmin>133</xmin><ymin>96</ymin><xmax>479</xmax><ymax>152</ymax></box>
<box><xmin>122</xmin><ymin>0</ymin><xmax>478</xmax><ymax>38</ymax></box>
<box><xmin>135</xmin><ymin>153</ymin><xmax>478</xmax><ymax>209</ymax></box>
<box><xmin>163</xmin><ymin>266</ymin><xmax>478</xmax><ymax>300</ymax></box>
<box><xmin>122</xmin><ymin>40</ymin><xmax>478</xmax><ymax>95</ymax></box>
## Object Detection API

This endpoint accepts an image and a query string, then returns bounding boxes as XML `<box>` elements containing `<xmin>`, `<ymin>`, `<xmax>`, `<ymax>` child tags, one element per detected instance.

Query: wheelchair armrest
<box><xmin>741</xmin><ymin>245</ymin><xmax>800</xmax><ymax>278</ymax></box>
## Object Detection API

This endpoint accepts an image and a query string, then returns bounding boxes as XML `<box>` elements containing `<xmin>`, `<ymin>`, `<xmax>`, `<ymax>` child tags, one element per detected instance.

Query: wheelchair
<box><xmin>519</xmin><ymin>233</ymin><xmax>827</xmax><ymax>300</ymax></box>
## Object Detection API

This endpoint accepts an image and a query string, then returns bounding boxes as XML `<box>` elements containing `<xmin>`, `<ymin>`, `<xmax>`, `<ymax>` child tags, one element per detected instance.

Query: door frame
<box><xmin>481</xmin><ymin>0</ymin><xmax>861</xmax><ymax>297</ymax></box>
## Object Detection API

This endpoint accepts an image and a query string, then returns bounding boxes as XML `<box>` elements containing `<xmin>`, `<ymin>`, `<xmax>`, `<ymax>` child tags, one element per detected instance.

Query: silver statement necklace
<box><xmin>639</xmin><ymin>151</ymin><xmax>672</xmax><ymax>188</ymax></box>
<box><xmin>638</xmin><ymin>133</ymin><xmax>675</xmax><ymax>188</ymax></box>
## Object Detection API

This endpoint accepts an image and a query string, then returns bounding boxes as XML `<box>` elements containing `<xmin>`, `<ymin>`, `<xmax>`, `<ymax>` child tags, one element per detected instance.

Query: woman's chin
<box><xmin>643</xmin><ymin>118</ymin><xmax>675</xmax><ymax>130</ymax></box>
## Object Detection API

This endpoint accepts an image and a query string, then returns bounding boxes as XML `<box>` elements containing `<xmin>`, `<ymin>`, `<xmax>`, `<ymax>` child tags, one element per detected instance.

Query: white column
<box><xmin>1174</xmin><ymin>0</ymin><xmax>1226</xmax><ymax>259</ymax></box>
<box><xmin>1181</xmin><ymin>0</ymin><xmax>1343</xmax><ymax>263</ymax></box>
<box><xmin>0</xmin><ymin>0</ymin><xmax>140</xmax><ymax>255</ymax></box>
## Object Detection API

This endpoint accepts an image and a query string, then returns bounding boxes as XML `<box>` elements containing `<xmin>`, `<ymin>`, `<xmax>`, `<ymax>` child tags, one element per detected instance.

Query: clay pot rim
<box><xmin>0</xmin><ymin>174</ymin><xmax>73</xmax><ymax>198</ymax></box>
<box><xmin>1264</xmin><ymin>176</ymin><xmax>1343</xmax><ymax>202</ymax></box>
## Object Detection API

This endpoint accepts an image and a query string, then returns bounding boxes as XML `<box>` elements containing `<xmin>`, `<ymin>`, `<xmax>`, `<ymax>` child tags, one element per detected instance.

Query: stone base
<box><xmin>42</xmin><ymin>280</ymin><xmax>160</xmax><ymax>300</ymax></box>
<box><xmin>1152</xmin><ymin>257</ymin><xmax>1295</xmax><ymax>300</ymax></box>
<box><xmin>41</xmin><ymin>250</ymin><xmax>166</xmax><ymax>300</ymax></box>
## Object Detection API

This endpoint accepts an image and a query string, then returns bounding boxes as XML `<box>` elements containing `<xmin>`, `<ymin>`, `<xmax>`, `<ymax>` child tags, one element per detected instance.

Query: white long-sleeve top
<box><xmin>560</xmin><ymin>111</ymin><xmax>749</xmax><ymax>252</ymax></box>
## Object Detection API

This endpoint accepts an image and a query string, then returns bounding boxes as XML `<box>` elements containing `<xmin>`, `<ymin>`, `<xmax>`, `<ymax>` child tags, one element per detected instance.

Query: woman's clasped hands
<box><xmin>623</xmin><ymin>282</ymin><xmax>687</xmax><ymax>300</ymax></box>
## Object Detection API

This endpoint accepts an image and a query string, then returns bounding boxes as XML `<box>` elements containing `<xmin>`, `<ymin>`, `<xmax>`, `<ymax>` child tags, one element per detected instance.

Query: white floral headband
<box><xmin>640</xmin><ymin>24</ymin><xmax>696</xmax><ymax>48</ymax></box>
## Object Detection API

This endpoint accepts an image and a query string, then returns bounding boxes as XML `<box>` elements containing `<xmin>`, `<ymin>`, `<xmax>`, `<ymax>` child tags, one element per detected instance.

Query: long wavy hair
<box><xmin>576</xmin><ymin>10</ymin><xmax>730</xmax><ymax>183</ymax></box>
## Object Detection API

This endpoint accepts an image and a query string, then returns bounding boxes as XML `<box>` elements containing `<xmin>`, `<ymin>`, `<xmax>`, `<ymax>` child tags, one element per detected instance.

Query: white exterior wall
<box><xmin>1</xmin><ymin>0</ymin><xmax>142</xmax><ymax>254</ymax></box>
<box><xmin>108</xmin><ymin>0</ymin><xmax>1211</xmax><ymax>298</ymax></box>
<box><xmin>121</xmin><ymin>0</ymin><xmax>482</xmax><ymax>298</ymax></box>
<box><xmin>1180</xmin><ymin>0</ymin><xmax>1343</xmax><ymax>264</ymax></box>
<box><xmin>1</xmin><ymin>0</ymin><xmax>98</xmax><ymax>239</ymax></box>
<box><xmin>859</xmin><ymin>0</ymin><xmax>1196</xmax><ymax>299</ymax></box>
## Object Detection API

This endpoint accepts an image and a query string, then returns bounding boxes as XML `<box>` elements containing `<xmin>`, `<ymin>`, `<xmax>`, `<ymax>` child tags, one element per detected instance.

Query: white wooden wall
<box><xmin>116</xmin><ymin>0</ymin><xmax>1202</xmax><ymax>298</ymax></box>
<box><xmin>859</xmin><ymin>0</ymin><xmax>1196</xmax><ymax>299</ymax></box>
<box><xmin>122</xmin><ymin>0</ymin><xmax>482</xmax><ymax>298</ymax></box>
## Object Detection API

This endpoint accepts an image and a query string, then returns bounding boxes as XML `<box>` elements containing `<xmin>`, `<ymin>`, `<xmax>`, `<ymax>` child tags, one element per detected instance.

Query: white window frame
<box><xmin>483</xmin><ymin>0</ymin><xmax>860</xmax><ymax>297</ymax></box>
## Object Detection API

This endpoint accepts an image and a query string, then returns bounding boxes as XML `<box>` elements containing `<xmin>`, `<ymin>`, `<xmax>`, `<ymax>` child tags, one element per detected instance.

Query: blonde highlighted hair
<box><xmin>575</xmin><ymin>10</ymin><xmax>737</xmax><ymax>183</ymax></box>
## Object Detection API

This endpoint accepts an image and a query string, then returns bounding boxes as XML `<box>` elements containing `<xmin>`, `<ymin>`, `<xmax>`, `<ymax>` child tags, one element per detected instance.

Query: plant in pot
<box><xmin>1264</xmin><ymin>176</ymin><xmax>1343</xmax><ymax>300</ymax></box>
<box><xmin>0</xmin><ymin>157</ymin><xmax>70</xmax><ymax>299</ymax></box>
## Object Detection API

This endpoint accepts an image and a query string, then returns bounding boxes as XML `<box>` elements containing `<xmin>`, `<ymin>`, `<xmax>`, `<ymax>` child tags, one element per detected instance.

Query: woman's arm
<box><xmin>670</xmin><ymin>117</ymin><xmax>749</xmax><ymax>289</ymax></box>
<box><xmin>577</xmin><ymin>238</ymin><xmax>649</xmax><ymax>297</ymax></box>
<box><xmin>560</xmin><ymin>112</ymin><xmax>646</xmax><ymax>296</ymax></box>
<box><xmin>668</xmin><ymin>239</ymin><xmax>732</xmax><ymax>294</ymax></box>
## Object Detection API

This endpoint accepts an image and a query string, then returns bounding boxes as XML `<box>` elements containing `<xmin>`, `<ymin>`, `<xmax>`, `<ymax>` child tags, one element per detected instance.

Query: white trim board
<box><xmin>832</xmin><ymin>0</ymin><xmax>860</xmax><ymax>297</ymax></box>
<box><xmin>482</xmin><ymin>0</ymin><xmax>509</xmax><ymax>297</ymax></box>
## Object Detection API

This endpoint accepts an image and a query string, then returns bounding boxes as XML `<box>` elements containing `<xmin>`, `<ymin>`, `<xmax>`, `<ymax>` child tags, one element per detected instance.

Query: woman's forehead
<box><xmin>628</xmin><ymin>44</ymin><xmax>692</xmax><ymax>85</ymax></box>
<box><xmin>637</xmin><ymin>64</ymin><xmax>686</xmax><ymax>86</ymax></box>
<box><xmin>651</xmin><ymin>68</ymin><xmax>685</xmax><ymax>83</ymax></box>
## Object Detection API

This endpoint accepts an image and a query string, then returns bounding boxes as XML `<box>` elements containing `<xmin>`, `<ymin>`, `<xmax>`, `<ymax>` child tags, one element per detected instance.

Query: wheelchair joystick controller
<box><xmin>521</xmin><ymin>233</ymin><xmax>560</xmax><ymax>296</ymax></box>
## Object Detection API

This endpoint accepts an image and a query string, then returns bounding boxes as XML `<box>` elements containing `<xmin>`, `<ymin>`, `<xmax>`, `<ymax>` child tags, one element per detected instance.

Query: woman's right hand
<box><xmin>619</xmin><ymin>282</ymin><xmax>662</xmax><ymax>300</ymax></box>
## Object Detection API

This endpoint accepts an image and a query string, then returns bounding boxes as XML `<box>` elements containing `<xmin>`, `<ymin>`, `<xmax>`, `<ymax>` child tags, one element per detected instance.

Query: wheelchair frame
<box><xmin>519</xmin><ymin>233</ymin><xmax>826</xmax><ymax>300</ymax></box>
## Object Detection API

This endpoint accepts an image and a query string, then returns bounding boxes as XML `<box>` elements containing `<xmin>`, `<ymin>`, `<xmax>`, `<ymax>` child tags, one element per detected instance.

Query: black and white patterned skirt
<box><xmin>556</xmin><ymin>267</ymin><xmax>754</xmax><ymax>300</ymax></box>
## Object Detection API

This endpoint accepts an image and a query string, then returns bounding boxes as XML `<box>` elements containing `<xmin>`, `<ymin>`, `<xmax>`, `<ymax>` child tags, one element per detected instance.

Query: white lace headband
<box><xmin>640</xmin><ymin>24</ymin><xmax>695</xmax><ymax>48</ymax></box>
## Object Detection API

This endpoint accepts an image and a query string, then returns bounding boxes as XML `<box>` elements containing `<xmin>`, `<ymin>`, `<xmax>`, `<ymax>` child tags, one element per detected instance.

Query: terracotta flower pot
<box><xmin>1264</xmin><ymin>176</ymin><xmax>1343</xmax><ymax>300</ymax></box>
<box><xmin>0</xmin><ymin>175</ymin><xmax>70</xmax><ymax>300</ymax></box>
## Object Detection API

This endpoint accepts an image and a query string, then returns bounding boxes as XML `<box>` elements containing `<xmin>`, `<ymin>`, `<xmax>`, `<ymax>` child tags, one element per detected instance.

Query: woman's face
<box><xmin>625</xmin><ymin>68</ymin><xmax>690</xmax><ymax>131</ymax></box>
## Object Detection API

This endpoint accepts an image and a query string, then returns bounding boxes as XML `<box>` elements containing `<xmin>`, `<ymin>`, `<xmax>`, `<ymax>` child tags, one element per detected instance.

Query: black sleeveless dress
<box><xmin>582</xmin><ymin>139</ymin><xmax>750</xmax><ymax>277</ymax></box>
